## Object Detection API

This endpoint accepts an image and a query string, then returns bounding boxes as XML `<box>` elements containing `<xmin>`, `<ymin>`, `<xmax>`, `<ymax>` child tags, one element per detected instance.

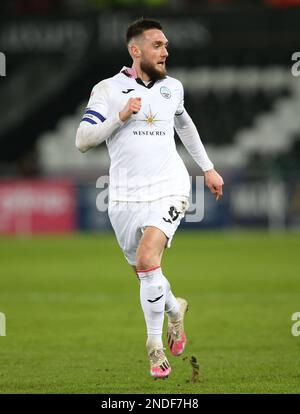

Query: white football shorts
<box><xmin>108</xmin><ymin>196</ymin><xmax>189</xmax><ymax>266</ymax></box>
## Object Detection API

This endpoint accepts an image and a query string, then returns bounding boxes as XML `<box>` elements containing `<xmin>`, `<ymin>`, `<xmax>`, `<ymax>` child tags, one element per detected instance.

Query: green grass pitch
<box><xmin>0</xmin><ymin>231</ymin><xmax>300</xmax><ymax>394</ymax></box>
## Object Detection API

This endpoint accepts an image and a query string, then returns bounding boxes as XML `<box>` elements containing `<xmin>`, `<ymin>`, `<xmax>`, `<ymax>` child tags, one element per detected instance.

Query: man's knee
<box><xmin>136</xmin><ymin>250</ymin><xmax>160</xmax><ymax>271</ymax></box>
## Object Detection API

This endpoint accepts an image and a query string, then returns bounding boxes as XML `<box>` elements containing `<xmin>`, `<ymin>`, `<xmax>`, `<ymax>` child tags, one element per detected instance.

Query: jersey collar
<box><xmin>120</xmin><ymin>66</ymin><xmax>157</xmax><ymax>89</ymax></box>
<box><xmin>120</xmin><ymin>66</ymin><xmax>138</xmax><ymax>79</ymax></box>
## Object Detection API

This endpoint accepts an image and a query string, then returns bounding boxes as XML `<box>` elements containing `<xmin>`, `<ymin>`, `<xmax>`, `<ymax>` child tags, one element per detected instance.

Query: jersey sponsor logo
<box><xmin>160</xmin><ymin>86</ymin><xmax>171</xmax><ymax>99</ymax></box>
<box><xmin>135</xmin><ymin>106</ymin><xmax>164</xmax><ymax>128</ymax></box>
<box><xmin>133</xmin><ymin>130</ymin><xmax>166</xmax><ymax>136</ymax></box>
<box><xmin>122</xmin><ymin>88</ymin><xmax>135</xmax><ymax>94</ymax></box>
<box><xmin>133</xmin><ymin>106</ymin><xmax>166</xmax><ymax>135</ymax></box>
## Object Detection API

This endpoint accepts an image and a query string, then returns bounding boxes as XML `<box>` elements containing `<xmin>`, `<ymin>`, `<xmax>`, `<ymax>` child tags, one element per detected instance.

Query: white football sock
<box><xmin>162</xmin><ymin>274</ymin><xmax>180</xmax><ymax>322</ymax></box>
<box><xmin>137</xmin><ymin>266</ymin><xmax>167</xmax><ymax>351</ymax></box>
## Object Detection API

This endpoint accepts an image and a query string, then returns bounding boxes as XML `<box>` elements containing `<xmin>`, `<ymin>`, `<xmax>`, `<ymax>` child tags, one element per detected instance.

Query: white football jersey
<box><xmin>82</xmin><ymin>68</ymin><xmax>202</xmax><ymax>201</ymax></box>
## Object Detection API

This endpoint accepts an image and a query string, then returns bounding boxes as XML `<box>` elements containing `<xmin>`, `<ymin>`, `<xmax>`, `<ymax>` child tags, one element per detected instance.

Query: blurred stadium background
<box><xmin>1</xmin><ymin>0</ymin><xmax>300</xmax><ymax>394</ymax></box>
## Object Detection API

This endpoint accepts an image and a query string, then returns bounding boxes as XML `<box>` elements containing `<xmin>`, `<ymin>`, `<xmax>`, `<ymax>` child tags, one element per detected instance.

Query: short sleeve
<box><xmin>81</xmin><ymin>81</ymin><xmax>109</xmax><ymax>125</ymax></box>
<box><xmin>175</xmin><ymin>81</ymin><xmax>185</xmax><ymax>116</ymax></box>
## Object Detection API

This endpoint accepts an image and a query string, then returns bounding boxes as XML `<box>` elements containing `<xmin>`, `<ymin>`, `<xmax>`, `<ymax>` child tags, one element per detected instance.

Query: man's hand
<box><xmin>204</xmin><ymin>169</ymin><xmax>224</xmax><ymax>201</ymax></box>
<box><xmin>119</xmin><ymin>97</ymin><xmax>142</xmax><ymax>122</ymax></box>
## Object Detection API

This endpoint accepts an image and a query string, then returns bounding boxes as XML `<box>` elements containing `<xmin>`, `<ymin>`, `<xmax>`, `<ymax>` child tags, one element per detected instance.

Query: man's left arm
<box><xmin>174</xmin><ymin>110</ymin><xmax>224</xmax><ymax>200</ymax></box>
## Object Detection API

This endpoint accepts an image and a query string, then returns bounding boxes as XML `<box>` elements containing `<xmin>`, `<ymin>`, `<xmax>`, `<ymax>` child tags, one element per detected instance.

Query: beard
<box><xmin>140</xmin><ymin>59</ymin><xmax>167</xmax><ymax>81</ymax></box>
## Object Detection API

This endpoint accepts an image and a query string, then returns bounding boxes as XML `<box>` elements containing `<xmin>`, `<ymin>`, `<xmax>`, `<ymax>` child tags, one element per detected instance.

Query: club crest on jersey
<box><xmin>160</xmin><ymin>86</ymin><xmax>171</xmax><ymax>99</ymax></box>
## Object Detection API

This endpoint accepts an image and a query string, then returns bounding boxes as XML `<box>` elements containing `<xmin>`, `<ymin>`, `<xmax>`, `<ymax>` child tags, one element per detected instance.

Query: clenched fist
<box><xmin>119</xmin><ymin>97</ymin><xmax>142</xmax><ymax>122</ymax></box>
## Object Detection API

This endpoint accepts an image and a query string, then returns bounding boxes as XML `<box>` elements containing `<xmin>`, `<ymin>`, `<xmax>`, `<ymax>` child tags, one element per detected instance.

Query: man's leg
<box><xmin>135</xmin><ymin>226</ymin><xmax>167</xmax><ymax>350</ymax></box>
<box><xmin>137</xmin><ymin>228</ymin><xmax>185</xmax><ymax>346</ymax></box>
<box><xmin>132</xmin><ymin>262</ymin><xmax>180</xmax><ymax>321</ymax></box>
<box><xmin>133</xmin><ymin>226</ymin><xmax>188</xmax><ymax>361</ymax></box>
<box><xmin>134</xmin><ymin>226</ymin><xmax>175</xmax><ymax>377</ymax></box>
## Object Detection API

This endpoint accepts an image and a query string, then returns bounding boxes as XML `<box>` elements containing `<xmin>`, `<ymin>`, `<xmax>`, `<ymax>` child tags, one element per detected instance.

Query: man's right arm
<box><xmin>75</xmin><ymin>81</ymin><xmax>141</xmax><ymax>153</ymax></box>
<box><xmin>75</xmin><ymin>81</ymin><xmax>118</xmax><ymax>153</ymax></box>
<box><xmin>76</xmin><ymin>114</ymin><xmax>124</xmax><ymax>153</ymax></box>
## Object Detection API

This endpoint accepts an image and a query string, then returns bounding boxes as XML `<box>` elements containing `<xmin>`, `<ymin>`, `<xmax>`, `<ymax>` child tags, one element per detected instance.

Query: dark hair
<box><xmin>126</xmin><ymin>18</ymin><xmax>163</xmax><ymax>44</ymax></box>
